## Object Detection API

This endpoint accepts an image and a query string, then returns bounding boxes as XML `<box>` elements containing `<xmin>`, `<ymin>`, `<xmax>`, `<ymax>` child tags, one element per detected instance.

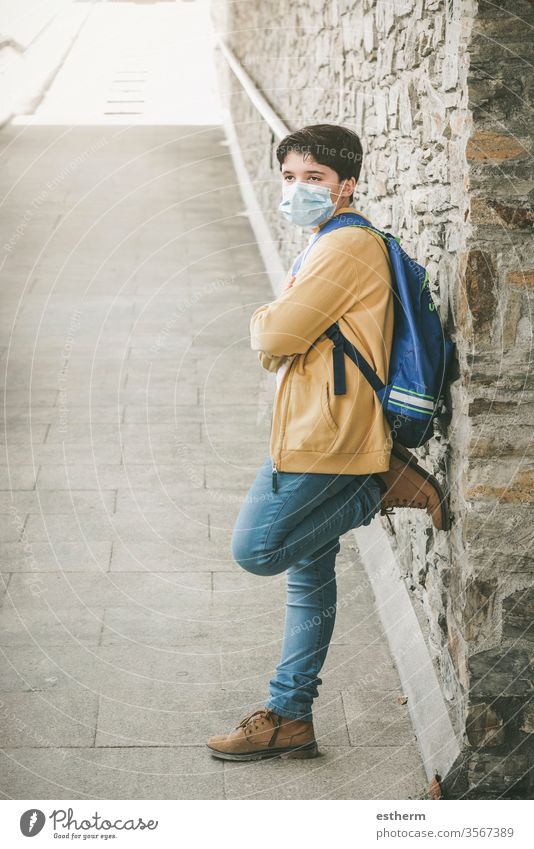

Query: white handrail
<box><xmin>216</xmin><ymin>36</ymin><xmax>290</xmax><ymax>141</ymax></box>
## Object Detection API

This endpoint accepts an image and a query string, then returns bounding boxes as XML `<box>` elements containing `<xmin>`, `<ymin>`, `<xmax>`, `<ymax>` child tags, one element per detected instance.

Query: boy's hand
<box><xmin>283</xmin><ymin>275</ymin><xmax>296</xmax><ymax>292</ymax></box>
<box><xmin>257</xmin><ymin>350</ymin><xmax>288</xmax><ymax>373</ymax></box>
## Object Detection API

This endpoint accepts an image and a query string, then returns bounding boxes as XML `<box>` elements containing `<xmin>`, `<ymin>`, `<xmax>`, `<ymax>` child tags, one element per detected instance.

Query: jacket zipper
<box><xmin>271</xmin><ymin>461</ymin><xmax>278</xmax><ymax>492</ymax></box>
<box><xmin>269</xmin><ymin>401</ymin><xmax>277</xmax><ymax>491</ymax></box>
<box><xmin>271</xmin><ymin>236</ymin><xmax>315</xmax><ymax>494</ymax></box>
<box><xmin>270</xmin><ymin>226</ymin><xmax>344</xmax><ymax>493</ymax></box>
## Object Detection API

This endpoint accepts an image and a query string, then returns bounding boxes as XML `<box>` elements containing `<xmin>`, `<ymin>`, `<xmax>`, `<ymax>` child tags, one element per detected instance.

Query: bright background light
<box><xmin>9</xmin><ymin>0</ymin><xmax>223</xmax><ymax>126</ymax></box>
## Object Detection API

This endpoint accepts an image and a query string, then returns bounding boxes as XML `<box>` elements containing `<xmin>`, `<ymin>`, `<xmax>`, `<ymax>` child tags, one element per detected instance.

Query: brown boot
<box><xmin>206</xmin><ymin>707</ymin><xmax>318</xmax><ymax>761</ymax></box>
<box><xmin>376</xmin><ymin>442</ymin><xmax>451</xmax><ymax>531</ymax></box>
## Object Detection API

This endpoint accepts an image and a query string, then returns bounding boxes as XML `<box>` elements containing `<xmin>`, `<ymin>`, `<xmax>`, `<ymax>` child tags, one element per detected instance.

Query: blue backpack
<box><xmin>291</xmin><ymin>211</ymin><xmax>456</xmax><ymax>448</ymax></box>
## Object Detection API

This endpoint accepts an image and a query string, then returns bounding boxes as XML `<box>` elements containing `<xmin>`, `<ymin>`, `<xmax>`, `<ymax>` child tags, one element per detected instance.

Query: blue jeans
<box><xmin>230</xmin><ymin>456</ymin><xmax>384</xmax><ymax>721</ymax></box>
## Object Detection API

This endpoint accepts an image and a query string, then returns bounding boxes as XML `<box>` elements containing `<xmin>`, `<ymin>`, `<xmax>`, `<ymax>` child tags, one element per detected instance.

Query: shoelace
<box><xmin>236</xmin><ymin>708</ymin><xmax>282</xmax><ymax>747</ymax></box>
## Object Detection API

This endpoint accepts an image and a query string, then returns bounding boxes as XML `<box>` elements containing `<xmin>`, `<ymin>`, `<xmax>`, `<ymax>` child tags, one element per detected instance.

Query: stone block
<box><xmin>470</xmin><ymin>198</ymin><xmax>534</xmax><ymax>230</ymax></box>
<box><xmin>520</xmin><ymin>699</ymin><xmax>534</xmax><ymax>734</ymax></box>
<box><xmin>466</xmin><ymin>701</ymin><xmax>506</xmax><ymax>746</ymax></box>
<box><xmin>471</xmin><ymin>549</ymin><xmax>533</xmax><ymax>576</ymax></box>
<box><xmin>502</xmin><ymin>587</ymin><xmax>534</xmax><ymax>643</ymax></box>
<box><xmin>362</xmin><ymin>10</ymin><xmax>376</xmax><ymax>53</ymax></box>
<box><xmin>446</xmin><ymin>615</ymin><xmax>468</xmax><ymax>691</ymax></box>
<box><xmin>442</xmin><ymin>15</ymin><xmax>460</xmax><ymax>91</ymax></box>
<box><xmin>398</xmin><ymin>80</ymin><xmax>413</xmax><ymax>136</ymax></box>
<box><xmin>466</xmin><ymin>467</ymin><xmax>534</xmax><ymax>504</ymax></box>
<box><xmin>469</xmin><ymin>648</ymin><xmax>532</xmax><ymax>697</ymax></box>
<box><xmin>467</xmin><ymin>749</ymin><xmax>530</xmax><ymax>799</ymax></box>
<box><xmin>506</xmin><ymin>270</ymin><xmax>534</xmax><ymax>288</ymax></box>
<box><xmin>467</xmin><ymin>397</ymin><xmax>524</xmax><ymax>417</ymax></box>
<box><xmin>468</xmin><ymin>425</ymin><xmax>534</xmax><ymax>458</ymax></box>
<box><xmin>466</xmin><ymin>131</ymin><xmax>527</xmax><ymax>163</ymax></box>
<box><xmin>463</xmin><ymin>577</ymin><xmax>498</xmax><ymax>643</ymax></box>
<box><xmin>464</xmin><ymin>249</ymin><xmax>497</xmax><ymax>335</ymax></box>
<box><xmin>464</xmin><ymin>504</ymin><xmax>534</xmax><ymax>557</ymax></box>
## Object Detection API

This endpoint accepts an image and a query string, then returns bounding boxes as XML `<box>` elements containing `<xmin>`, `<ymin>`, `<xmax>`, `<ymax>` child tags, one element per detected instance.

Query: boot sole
<box><xmin>206</xmin><ymin>741</ymin><xmax>319</xmax><ymax>761</ymax></box>
<box><xmin>390</xmin><ymin>443</ymin><xmax>451</xmax><ymax>532</ymax></box>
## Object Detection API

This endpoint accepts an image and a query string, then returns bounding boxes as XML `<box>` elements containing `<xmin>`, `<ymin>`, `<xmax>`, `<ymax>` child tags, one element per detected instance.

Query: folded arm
<box><xmin>249</xmin><ymin>228</ymin><xmax>367</xmax><ymax>357</ymax></box>
<box><xmin>256</xmin><ymin>351</ymin><xmax>289</xmax><ymax>373</ymax></box>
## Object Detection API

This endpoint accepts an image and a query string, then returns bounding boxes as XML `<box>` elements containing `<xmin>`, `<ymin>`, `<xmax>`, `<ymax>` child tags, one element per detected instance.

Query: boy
<box><xmin>207</xmin><ymin>124</ymin><xmax>446</xmax><ymax>761</ymax></box>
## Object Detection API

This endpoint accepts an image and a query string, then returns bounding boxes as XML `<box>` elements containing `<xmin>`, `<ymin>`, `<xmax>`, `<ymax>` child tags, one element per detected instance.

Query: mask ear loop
<box><xmin>334</xmin><ymin>178</ymin><xmax>349</xmax><ymax>206</ymax></box>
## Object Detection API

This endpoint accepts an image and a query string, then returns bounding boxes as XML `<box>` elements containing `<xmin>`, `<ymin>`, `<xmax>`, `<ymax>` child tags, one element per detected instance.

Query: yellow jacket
<box><xmin>250</xmin><ymin>207</ymin><xmax>394</xmax><ymax>476</ymax></box>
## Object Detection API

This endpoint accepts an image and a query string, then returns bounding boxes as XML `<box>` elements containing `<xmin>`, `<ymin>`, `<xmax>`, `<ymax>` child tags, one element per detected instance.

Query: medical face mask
<box><xmin>278</xmin><ymin>179</ymin><xmax>347</xmax><ymax>228</ymax></box>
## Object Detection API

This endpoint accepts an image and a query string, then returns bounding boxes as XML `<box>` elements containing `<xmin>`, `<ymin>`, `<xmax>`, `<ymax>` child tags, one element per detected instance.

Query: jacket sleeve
<box><xmin>256</xmin><ymin>351</ymin><xmax>288</xmax><ymax>373</ymax></box>
<box><xmin>249</xmin><ymin>228</ymin><xmax>368</xmax><ymax>357</ymax></box>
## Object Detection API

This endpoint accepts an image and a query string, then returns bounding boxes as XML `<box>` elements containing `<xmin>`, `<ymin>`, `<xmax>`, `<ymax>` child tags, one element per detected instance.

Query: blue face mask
<box><xmin>278</xmin><ymin>180</ymin><xmax>347</xmax><ymax>228</ymax></box>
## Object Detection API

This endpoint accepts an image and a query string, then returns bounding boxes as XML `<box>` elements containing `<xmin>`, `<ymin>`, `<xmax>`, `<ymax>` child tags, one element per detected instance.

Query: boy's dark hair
<box><xmin>275</xmin><ymin>124</ymin><xmax>363</xmax><ymax>203</ymax></box>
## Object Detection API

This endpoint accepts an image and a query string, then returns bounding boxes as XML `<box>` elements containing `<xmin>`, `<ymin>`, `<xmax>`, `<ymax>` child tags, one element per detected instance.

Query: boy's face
<box><xmin>280</xmin><ymin>150</ymin><xmax>355</xmax><ymax>211</ymax></box>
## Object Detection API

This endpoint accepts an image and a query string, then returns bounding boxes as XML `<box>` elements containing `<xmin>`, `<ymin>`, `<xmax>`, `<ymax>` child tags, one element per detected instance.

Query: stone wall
<box><xmin>211</xmin><ymin>0</ymin><xmax>533</xmax><ymax>798</ymax></box>
<box><xmin>458</xmin><ymin>0</ymin><xmax>533</xmax><ymax>798</ymax></box>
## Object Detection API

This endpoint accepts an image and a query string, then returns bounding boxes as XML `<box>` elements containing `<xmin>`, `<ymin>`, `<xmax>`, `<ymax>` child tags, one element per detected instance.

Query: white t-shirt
<box><xmin>275</xmin><ymin>356</ymin><xmax>292</xmax><ymax>392</ymax></box>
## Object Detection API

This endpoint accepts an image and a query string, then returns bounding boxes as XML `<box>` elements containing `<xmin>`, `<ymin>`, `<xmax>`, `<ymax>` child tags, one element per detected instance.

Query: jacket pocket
<box><xmin>321</xmin><ymin>381</ymin><xmax>339</xmax><ymax>434</ymax></box>
<box><xmin>282</xmin><ymin>364</ymin><xmax>339</xmax><ymax>453</ymax></box>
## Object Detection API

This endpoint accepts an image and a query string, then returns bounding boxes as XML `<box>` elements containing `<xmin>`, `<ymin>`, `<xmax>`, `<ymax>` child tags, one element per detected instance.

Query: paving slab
<box><xmin>222</xmin><ymin>745</ymin><xmax>427</xmax><ymax>800</ymax></box>
<box><xmin>342</xmin><ymin>688</ymin><xmax>416</xmax><ymax>748</ymax></box>
<box><xmin>109</xmin><ymin>540</ymin><xmax>234</xmax><ymax>573</ymax></box>
<box><xmin>4</xmin><ymin>443</ymin><xmax>122</xmax><ymax>465</ymax></box>
<box><xmin>0</xmin><ymin>644</ymin><xmax>221</xmax><ymax>694</ymax></box>
<box><xmin>0</xmin><ymin>541</ymin><xmax>112</xmax><ymax>573</ymax></box>
<box><xmin>0</xmin><ymin>489</ymin><xmax>115</xmax><ymax>514</ymax></box>
<box><xmin>0</xmin><ymin>605</ymin><xmax>104</xmax><ymax>647</ymax></box>
<box><xmin>0</xmin><ymin>746</ymin><xmax>224</xmax><ymax>799</ymax></box>
<box><xmin>6</xmin><ymin>571</ymin><xmax>211</xmax><ymax>609</ymax></box>
<box><xmin>0</xmin><ymin>688</ymin><xmax>99</xmax><ymax>748</ymax></box>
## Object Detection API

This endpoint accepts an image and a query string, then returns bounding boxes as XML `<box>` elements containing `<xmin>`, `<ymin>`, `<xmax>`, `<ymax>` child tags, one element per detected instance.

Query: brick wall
<box><xmin>211</xmin><ymin>0</ymin><xmax>533</xmax><ymax>798</ymax></box>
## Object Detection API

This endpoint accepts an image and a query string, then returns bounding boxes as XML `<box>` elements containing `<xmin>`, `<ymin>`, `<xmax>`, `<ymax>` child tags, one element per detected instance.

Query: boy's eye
<box><xmin>282</xmin><ymin>175</ymin><xmax>323</xmax><ymax>182</ymax></box>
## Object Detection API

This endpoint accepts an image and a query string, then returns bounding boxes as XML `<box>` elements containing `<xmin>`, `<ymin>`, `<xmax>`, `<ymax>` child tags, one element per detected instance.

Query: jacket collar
<box><xmin>312</xmin><ymin>206</ymin><xmax>367</xmax><ymax>233</ymax></box>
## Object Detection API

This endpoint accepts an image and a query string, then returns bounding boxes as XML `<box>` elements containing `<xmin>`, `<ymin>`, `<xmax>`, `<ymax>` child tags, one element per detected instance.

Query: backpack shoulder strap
<box><xmin>324</xmin><ymin>324</ymin><xmax>385</xmax><ymax>395</ymax></box>
<box><xmin>288</xmin><ymin>211</ymin><xmax>389</xmax><ymax>397</ymax></box>
<box><xmin>290</xmin><ymin>212</ymin><xmax>376</xmax><ymax>277</ymax></box>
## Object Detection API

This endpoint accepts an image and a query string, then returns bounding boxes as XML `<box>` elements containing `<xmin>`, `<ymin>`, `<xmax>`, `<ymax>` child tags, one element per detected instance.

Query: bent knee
<box><xmin>231</xmin><ymin>531</ymin><xmax>274</xmax><ymax>576</ymax></box>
